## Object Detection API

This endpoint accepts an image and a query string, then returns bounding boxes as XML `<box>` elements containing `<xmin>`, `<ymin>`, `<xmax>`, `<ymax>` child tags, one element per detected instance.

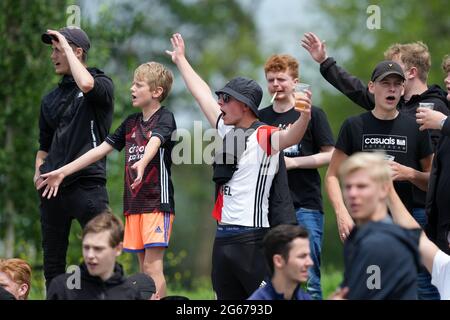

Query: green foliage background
<box><xmin>1</xmin><ymin>0</ymin><xmax>448</xmax><ymax>299</ymax></box>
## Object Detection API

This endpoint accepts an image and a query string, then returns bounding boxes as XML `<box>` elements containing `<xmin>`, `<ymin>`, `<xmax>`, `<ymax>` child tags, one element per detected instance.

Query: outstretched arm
<box><xmin>38</xmin><ymin>141</ymin><xmax>114</xmax><ymax>198</ymax></box>
<box><xmin>285</xmin><ymin>146</ymin><xmax>334</xmax><ymax>170</ymax></box>
<box><xmin>301</xmin><ymin>32</ymin><xmax>374</xmax><ymax>110</ymax></box>
<box><xmin>166</xmin><ymin>33</ymin><xmax>220</xmax><ymax>127</ymax></box>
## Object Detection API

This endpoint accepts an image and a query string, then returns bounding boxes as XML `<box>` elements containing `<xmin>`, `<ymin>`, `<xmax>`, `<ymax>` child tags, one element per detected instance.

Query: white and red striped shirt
<box><xmin>212</xmin><ymin>118</ymin><xmax>280</xmax><ymax>227</ymax></box>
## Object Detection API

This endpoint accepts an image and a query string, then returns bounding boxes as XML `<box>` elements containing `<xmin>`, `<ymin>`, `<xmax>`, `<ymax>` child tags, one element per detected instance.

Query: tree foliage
<box><xmin>1</xmin><ymin>0</ymin><xmax>263</xmax><ymax>296</ymax></box>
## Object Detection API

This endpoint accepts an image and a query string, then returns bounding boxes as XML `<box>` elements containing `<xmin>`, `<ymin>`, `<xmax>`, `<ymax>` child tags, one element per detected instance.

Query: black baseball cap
<box><xmin>126</xmin><ymin>273</ymin><xmax>156</xmax><ymax>300</ymax></box>
<box><xmin>371</xmin><ymin>60</ymin><xmax>405</xmax><ymax>82</ymax></box>
<box><xmin>41</xmin><ymin>27</ymin><xmax>91</xmax><ymax>53</ymax></box>
<box><xmin>215</xmin><ymin>76</ymin><xmax>263</xmax><ymax>117</ymax></box>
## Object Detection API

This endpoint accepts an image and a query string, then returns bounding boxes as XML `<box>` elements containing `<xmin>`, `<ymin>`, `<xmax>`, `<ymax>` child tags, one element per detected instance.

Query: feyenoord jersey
<box><xmin>106</xmin><ymin>108</ymin><xmax>176</xmax><ymax>215</ymax></box>
<box><xmin>212</xmin><ymin>118</ymin><xmax>280</xmax><ymax>227</ymax></box>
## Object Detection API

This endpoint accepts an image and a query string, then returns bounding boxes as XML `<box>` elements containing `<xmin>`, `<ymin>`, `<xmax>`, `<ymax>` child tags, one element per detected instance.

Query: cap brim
<box><xmin>374</xmin><ymin>71</ymin><xmax>405</xmax><ymax>82</ymax></box>
<box><xmin>41</xmin><ymin>33</ymin><xmax>53</xmax><ymax>44</ymax></box>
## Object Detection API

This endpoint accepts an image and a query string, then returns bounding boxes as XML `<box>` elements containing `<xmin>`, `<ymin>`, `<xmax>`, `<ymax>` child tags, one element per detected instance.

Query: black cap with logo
<box><xmin>371</xmin><ymin>60</ymin><xmax>405</xmax><ymax>82</ymax></box>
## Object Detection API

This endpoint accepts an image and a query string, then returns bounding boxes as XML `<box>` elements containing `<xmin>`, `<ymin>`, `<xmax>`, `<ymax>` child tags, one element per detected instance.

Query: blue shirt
<box><xmin>248</xmin><ymin>280</ymin><xmax>312</xmax><ymax>300</ymax></box>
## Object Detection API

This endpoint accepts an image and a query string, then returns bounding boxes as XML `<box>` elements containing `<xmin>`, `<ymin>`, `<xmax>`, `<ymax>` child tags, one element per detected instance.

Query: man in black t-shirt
<box><xmin>259</xmin><ymin>54</ymin><xmax>335</xmax><ymax>300</ymax></box>
<box><xmin>326</xmin><ymin>61</ymin><xmax>432</xmax><ymax>243</ymax></box>
<box><xmin>303</xmin><ymin>32</ymin><xmax>441</xmax><ymax>301</ymax></box>
<box><xmin>35</xmin><ymin>27</ymin><xmax>114</xmax><ymax>290</ymax></box>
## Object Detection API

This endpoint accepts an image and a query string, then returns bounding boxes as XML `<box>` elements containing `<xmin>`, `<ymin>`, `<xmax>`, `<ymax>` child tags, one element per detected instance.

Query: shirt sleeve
<box><xmin>256</xmin><ymin>125</ymin><xmax>280</xmax><ymax>156</ymax></box>
<box><xmin>105</xmin><ymin>117</ymin><xmax>128</xmax><ymax>151</ymax></box>
<box><xmin>83</xmin><ymin>74</ymin><xmax>114</xmax><ymax>110</ymax></box>
<box><xmin>320</xmin><ymin>57</ymin><xmax>375</xmax><ymax>110</ymax></box>
<box><xmin>311</xmin><ymin>107</ymin><xmax>335</xmax><ymax>148</ymax></box>
<box><xmin>151</xmin><ymin>111</ymin><xmax>176</xmax><ymax>144</ymax></box>
<box><xmin>417</xmin><ymin>127</ymin><xmax>433</xmax><ymax>159</ymax></box>
<box><xmin>38</xmin><ymin>102</ymin><xmax>54</xmax><ymax>152</ymax></box>
<box><xmin>431</xmin><ymin>249</ymin><xmax>450</xmax><ymax>297</ymax></box>
<box><xmin>335</xmin><ymin>119</ymin><xmax>353</xmax><ymax>155</ymax></box>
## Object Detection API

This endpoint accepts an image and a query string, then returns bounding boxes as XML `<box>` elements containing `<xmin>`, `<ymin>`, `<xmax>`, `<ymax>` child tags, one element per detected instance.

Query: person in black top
<box><xmin>339</xmin><ymin>152</ymin><xmax>421</xmax><ymax>299</ymax></box>
<box><xmin>259</xmin><ymin>54</ymin><xmax>334</xmax><ymax>300</ymax></box>
<box><xmin>301</xmin><ymin>32</ymin><xmax>448</xmax><ymax>148</ymax></box>
<box><xmin>35</xmin><ymin>27</ymin><xmax>114</xmax><ymax>290</ymax></box>
<box><xmin>39</xmin><ymin>61</ymin><xmax>176</xmax><ymax>297</ymax></box>
<box><xmin>326</xmin><ymin>62</ymin><xmax>435</xmax><ymax>299</ymax></box>
<box><xmin>303</xmin><ymin>31</ymin><xmax>441</xmax><ymax>299</ymax></box>
<box><xmin>47</xmin><ymin>211</ymin><xmax>140</xmax><ymax>300</ymax></box>
<box><xmin>417</xmin><ymin>55</ymin><xmax>450</xmax><ymax>255</ymax></box>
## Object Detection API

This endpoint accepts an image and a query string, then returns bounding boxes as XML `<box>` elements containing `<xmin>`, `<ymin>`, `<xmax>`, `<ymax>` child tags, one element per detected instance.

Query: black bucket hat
<box><xmin>215</xmin><ymin>76</ymin><xmax>263</xmax><ymax>117</ymax></box>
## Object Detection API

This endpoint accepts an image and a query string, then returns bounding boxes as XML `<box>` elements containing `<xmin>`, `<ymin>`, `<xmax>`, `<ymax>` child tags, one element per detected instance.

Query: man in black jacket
<box><xmin>47</xmin><ymin>212</ymin><xmax>140</xmax><ymax>300</ymax></box>
<box><xmin>35</xmin><ymin>27</ymin><xmax>114</xmax><ymax>290</ymax></box>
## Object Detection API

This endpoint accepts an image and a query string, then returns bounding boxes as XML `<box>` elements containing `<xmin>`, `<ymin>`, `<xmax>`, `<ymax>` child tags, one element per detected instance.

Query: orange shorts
<box><xmin>123</xmin><ymin>212</ymin><xmax>174</xmax><ymax>252</ymax></box>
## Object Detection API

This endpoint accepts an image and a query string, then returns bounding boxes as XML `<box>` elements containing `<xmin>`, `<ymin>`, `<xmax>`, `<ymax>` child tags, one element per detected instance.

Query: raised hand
<box><xmin>301</xmin><ymin>32</ymin><xmax>328</xmax><ymax>64</ymax></box>
<box><xmin>38</xmin><ymin>169</ymin><xmax>65</xmax><ymax>199</ymax></box>
<box><xmin>46</xmin><ymin>29</ymin><xmax>71</xmax><ymax>51</ymax></box>
<box><xmin>165</xmin><ymin>33</ymin><xmax>186</xmax><ymax>64</ymax></box>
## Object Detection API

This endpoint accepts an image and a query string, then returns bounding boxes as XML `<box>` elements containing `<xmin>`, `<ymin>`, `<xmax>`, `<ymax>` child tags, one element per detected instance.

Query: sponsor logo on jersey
<box><xmin>155</xmin><ymin>226</ymin><xmax>163</xmax><ymax>233</ymax></box>
<box><xmin>362</xmin><ymin>134</ymin><xmax>407</xmax><ymax>153</ymax></box>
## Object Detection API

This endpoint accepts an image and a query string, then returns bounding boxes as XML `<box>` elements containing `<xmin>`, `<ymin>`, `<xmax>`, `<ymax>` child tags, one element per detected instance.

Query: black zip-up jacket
<box><xmin>38</xmin><ymin>68</ymin><xmax>114</xmax><ymax>186</ymax></box>
<box><xmin>426</xmin><ymin>116</ymin><xmax>450</xmax><ymax>254</ymax></box>
<box><xmin>343</xmin><ymin>220</ymin><xmax>421</xmax><ymax>299</ymax></box>
<box><xmin>47</xmin><ymin>263</ymin><xmax>140</xmax><ymax>300</ymax></box>
<box><xmin>320</xmin><ymin>57</ymin><xmax>449</xmax><ymax>148</ymax></box>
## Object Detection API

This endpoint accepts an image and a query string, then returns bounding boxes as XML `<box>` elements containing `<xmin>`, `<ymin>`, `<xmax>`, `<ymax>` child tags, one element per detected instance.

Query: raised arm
<box><xmin>301</xmin><ymin>32</ymin><xmax>374</xmax><ymax>110</ymax></box>
<box><xmin>166</xmin><ymin>33</ymin><xmax>220</xmax><ymax>127</ymax></box>
<box><xmin>325</xmin><ymin>149</ymin><xmax>354</xmax><ymax>242</ymax></box>
<box><xmin>38</xmin><ymin>141</ymin><xmax>114</xmax><ymax>198</ymax></box>
<box><xmin>47</xmin><ymin>29</ymin><xmax>94</xmax><ymax>93</ymax></box>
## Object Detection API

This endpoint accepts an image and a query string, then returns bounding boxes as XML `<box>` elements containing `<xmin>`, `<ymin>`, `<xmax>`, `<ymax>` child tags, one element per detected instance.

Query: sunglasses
<box><xmin>219</xmin><ymin>93</ymin><xmax>232</xmax><ymax>103</ymax></box>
